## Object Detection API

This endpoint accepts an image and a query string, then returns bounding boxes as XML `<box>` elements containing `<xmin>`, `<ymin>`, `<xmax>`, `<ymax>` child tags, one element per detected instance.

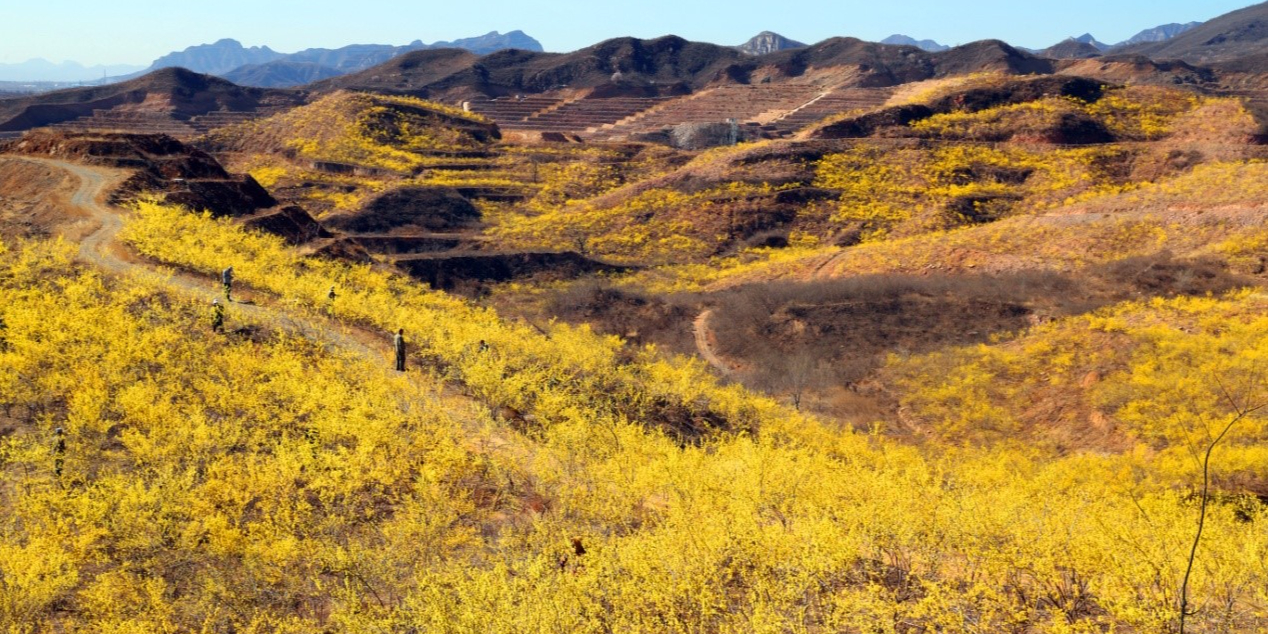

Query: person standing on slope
<box><xmin>393</xmin><ymin>328</ymin><xmax>406</xmax><ymax>372</ymax></box>
<box><xmin>211</xmin><ymin>298</ymin><xmax>225</xmax><ymax>333</ymax></box>
<box><xmin>221</xmin><ymin>266</ymin><xmax>234</xmax><ymax>301</ymax></box>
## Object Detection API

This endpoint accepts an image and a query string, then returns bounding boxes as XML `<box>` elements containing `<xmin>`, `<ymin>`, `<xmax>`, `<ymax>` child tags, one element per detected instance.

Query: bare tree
<box><xmin>1178</xmin><ymin>377</ymin><xmax>1266</xmax><ymax>634</ymax></box>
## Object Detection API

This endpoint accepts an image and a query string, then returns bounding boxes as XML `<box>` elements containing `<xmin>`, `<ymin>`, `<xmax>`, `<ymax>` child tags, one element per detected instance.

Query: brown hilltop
<box><xmin>927</xmin><ymin>39</ymin><xmax>1055</xmax><ymax>76</ymax></box>
<box><xmin>1056</xmin><ymin>55</ymin><xmax>1216</xmax><ymax>86</ymax></box>
<box><xmin>315</xmin><ymin>35</ymin><xmax>752</xmax><ymax>99</ymax></box>
<box><xmin>0</xmin><ymin>67</ymin><xmax>305</xmax><ymax>135</ymax></box>
<box><xmin>4</xmin><ymin>129</ymin><xmax>326</xmax><ymax>244</ymax></box>
<box><xmin>314</xmin><ymin>35</ymin><xmax>1060</xmax><ymax>101</ymax></box>
<box><xmin>1043</xmin><ymin>39</ymin><xmax>1103</xmax><ymax>60</ymax></box>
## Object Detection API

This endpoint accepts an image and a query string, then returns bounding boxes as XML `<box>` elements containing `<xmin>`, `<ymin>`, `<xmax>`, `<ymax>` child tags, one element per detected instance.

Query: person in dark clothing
<box><xmin>211</xmin><ymin>298</ymin><xmax>225</xmax><ymax>333</ymax></box>
<box><xmin>393</xmin><ymin>328</ymin><xmax>406</xmax><ymax>372</ymax></box>
<box><xmin>53</xmin><ymin>427</ymin><xmax>65</xmax><ymax>478</ymax></box>
<box><xmin>221</xmin><ymin>266</ymin><xmax>234</xmax><ymax>301</ymax></box>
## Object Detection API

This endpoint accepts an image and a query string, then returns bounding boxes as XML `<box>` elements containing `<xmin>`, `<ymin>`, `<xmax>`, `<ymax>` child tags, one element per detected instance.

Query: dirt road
<box><xmin>16</xmin><ymin>156</ymin><xmax>386</xmax><ymax>361</ymax></box>
<box><xmin>692</xmin><ymin>309</ymin><xmax>739</xmax><ymax>377</ymax></box>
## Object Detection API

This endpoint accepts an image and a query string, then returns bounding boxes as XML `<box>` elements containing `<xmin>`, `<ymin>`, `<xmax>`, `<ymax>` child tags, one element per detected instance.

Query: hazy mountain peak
<box><xmin>880</xmin><ymin>34</ymin><xmax>950</xmax><ymax>52</ymax></box>
<box><xmin>1117</xmin><ymin>22</ymin><xmax>1202</xmax><ymax>47</ymax></box>
<box><xmin>737</xmin><ymin>32</ymin><xmax>807</xmax><ymax>55</ymax></box>
<box><xmin>1073</xmin><ymin>33</ymin><xmax>1110</xmax><ymax>51</ymax></box>
<box><xmin>149</xmin><ymin>39</ymin><xmax>286</xmax><ymax>75</ymax></box>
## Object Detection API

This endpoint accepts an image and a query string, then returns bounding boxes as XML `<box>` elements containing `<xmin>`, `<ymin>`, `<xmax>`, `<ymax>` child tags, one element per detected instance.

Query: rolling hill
<box><xmin>0</xmin><ymin>67</ymin><xmax>304</xmax><ymax>134</ymax></box>
<box><xmin>315</xmin><ymin>35</ymin><xmax>1056</xmax><ymax>101</ymax></box>
<box><xmin>221</xmin><ymin>61</ymin><xmax>346</xmax><ymax>88</ymax></box>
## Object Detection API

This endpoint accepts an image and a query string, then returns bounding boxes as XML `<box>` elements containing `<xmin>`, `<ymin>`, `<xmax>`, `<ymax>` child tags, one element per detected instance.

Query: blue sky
<box><xmin>0</xmin><ymin>0</ymin><xmax>1258</xmax><ymax>65</ymax></box>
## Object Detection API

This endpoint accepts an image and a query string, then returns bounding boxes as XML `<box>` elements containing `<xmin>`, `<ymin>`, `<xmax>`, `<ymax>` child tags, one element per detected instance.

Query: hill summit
<box><xmin>737</xmin><ymin>32</ymin><xmax>807</xmax><ymax>55</ymax></box>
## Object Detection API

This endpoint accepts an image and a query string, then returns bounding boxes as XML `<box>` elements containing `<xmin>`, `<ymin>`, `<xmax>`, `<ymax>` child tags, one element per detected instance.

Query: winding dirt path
<box><xmin>4</xmin><ymin>155</ymin><xmax>529</xmax><ymax>464</ymax></box>
<box><xmin>19</xmin><ymin>156</ymin><xmax>387</xmax><ymax>362</ymax></box>
<box><xmin>692</xmin><ymin>309</ymin><xmax>739</xmax><ymax>377</ymax></box>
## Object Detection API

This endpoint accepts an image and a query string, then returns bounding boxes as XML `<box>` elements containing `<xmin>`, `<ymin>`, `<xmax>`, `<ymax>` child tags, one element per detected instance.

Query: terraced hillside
<box><xmin>197</xmin><ymin>91</ymin><xmax>686</xmax><ymax>289</ymax></box>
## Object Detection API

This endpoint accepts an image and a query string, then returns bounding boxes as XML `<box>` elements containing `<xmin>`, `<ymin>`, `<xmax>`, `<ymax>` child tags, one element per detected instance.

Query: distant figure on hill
<box><xmin>211</xmin><ymin>298</ymin><xmax>225</xmax><ymax>333</ymax></box>
<box><xmin>478</xmin><ymin>339</ymin><xmax>489</xmax><ymax>353</ymax></box>
<box><xmin>221</xmin><ymin>266</ymin><xmax>234</xmax><ymax>301</ymax></box>
<box><xmin>53</xmin><ymin>427</ymin><xmax>65</xmax><ymax>477</ymax></box>
<box><xmin>393</xmin><ymin>328</ymin><xmax>406</xmax><ymax>372</ymax></box>
<box><xmin>327</xmin><ymin>285</ymin><xmax>337</xmax><ymax>313</ymax></box>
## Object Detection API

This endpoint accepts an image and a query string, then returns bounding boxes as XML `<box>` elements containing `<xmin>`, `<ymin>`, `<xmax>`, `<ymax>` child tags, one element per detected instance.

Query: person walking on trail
<box><xmin>221</xmin><ymin>266</ymin><xmax>234</xmax><ymax>301</ymax></box>
<box><xmin>53</xmin><ymin>427</ymin><xmax>65</xmax><ymax>478</ymax></box>
<box><xmin>327</xmin><ymin>286</ymin><xmax>337</xmax><ymax>313</ymax></box>
<box><xmin>393</xmin><ymin>328</ymin><xmax>406</xmax><ymax>372</ymax></box>
<box><xmin>211</xmin><ymin>298</ymin><xmax>225</xmax><ymax>333</ymax></box>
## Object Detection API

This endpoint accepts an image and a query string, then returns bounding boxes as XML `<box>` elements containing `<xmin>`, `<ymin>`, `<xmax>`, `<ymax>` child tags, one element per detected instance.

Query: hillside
<box><xmin>5</xmin><ymin>74</ymin><xmax>1265</xmax><ymax>630</ymax></box>
<box><xmin>316</xmin><ymin>36</ymin><xmax>750</xmax><ymax>99</ymax></box>
<box><xmin>1120</xmin><ymin>1</ymin><xmax>1268</xmax><ymax>63</ymax></box>
<box><xmin>220</xmin><ymin>60</ymin><xmax>347</xmax><ymax>88</ymax></box>
<box><xmin>0</xmin><ymin>67</ymin><xmax>305</xmax><ymax>135</ymax></box>
<box><xmin>6</xmin><ymin>20</ymin><xmax>1268</xmax><ymax>632</ymax></box>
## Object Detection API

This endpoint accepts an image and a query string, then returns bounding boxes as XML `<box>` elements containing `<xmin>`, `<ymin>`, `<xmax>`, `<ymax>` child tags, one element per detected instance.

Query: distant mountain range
<box><xmin>1037</xmin><ymin>20</ymin><xmax>1204</xmax><ymax>58</ymax></box>
<box><xmin>143</xmin><ymin>32</ymin><xmax>545</xmax><ymax>87</ymax></box>
<box><xmin>0</xmin><ymin>59</ymin><xmax>145</xmax><ymax>82</ymax></box>
<box><xmin>1116</xmin><ymin>2</ymin><xmax>1268</xmax><ymax>64</ymax></box>
<box><xmin>880</xmin><ymin>19</ymin><xmax>1204</xmax><ymax>60</ymax></box>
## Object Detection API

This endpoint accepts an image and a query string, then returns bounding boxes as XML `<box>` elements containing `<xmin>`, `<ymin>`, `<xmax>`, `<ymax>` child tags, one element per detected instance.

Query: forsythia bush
<box><xmin>886</xmin><ymin>290</ymin><xmax>1268</xmax><ymax>476</ymax></box>
<box><xmin>4</xmin><ymin>225</ymin><xmax>1268</xmax><ymax>631</ymax></box>
<box><xmin>814</xmin><ymin>144</ymin><xmax>1136</xmax><ymax>241</ymax></box>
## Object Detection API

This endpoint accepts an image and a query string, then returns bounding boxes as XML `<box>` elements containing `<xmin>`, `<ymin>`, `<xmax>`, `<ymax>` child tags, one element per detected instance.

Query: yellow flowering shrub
<box><xmin>3</xmin><ymin>227</ymin><xmax>1268</xmax><ymax>632</ymax></box>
